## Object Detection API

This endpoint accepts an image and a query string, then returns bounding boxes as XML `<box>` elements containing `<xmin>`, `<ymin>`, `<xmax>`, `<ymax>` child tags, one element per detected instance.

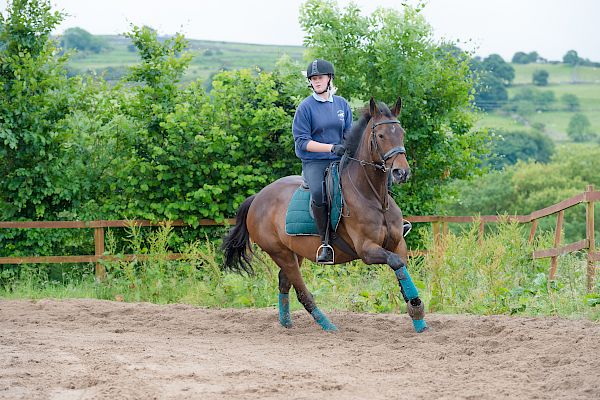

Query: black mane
<box><xmin>344</xmin><ymin>102</ymin><xmax>395</xmax><ymax>157</ymax></box>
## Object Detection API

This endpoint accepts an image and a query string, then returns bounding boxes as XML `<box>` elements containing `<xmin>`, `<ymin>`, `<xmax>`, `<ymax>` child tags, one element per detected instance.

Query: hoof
<box><xmin>279</xmin><ymin>318</ymin><xmax>293</xmax><ymax>329</ymax></box>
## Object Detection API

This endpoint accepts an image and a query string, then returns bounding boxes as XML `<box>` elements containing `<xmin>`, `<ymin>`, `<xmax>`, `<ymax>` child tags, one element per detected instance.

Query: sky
<box><xmin>1</xmin><ymin>0</ymin><xmax>599</xmax><ymax>62</ymax></box>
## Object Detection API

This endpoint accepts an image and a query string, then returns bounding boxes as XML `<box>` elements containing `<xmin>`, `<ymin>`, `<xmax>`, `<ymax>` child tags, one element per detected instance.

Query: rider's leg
<box><xmin>303</xmin><ymin>160</ymin><xmax>334</xmax><ymax>264</ymax></box>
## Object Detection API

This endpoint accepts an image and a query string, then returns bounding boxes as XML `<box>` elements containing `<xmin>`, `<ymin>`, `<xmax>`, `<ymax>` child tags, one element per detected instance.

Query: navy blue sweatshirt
<box><xmin>292</xmin><ymin>94</ymin><xmax>353</xmax><ymax>161</ymax></box>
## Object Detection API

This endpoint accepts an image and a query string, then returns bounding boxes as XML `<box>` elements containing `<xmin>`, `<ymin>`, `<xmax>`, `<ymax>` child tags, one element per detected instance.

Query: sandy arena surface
<box><xmin>1</xmin><ymin>298</ymin><xmax>599</xmax><ymax>399</ymax></box>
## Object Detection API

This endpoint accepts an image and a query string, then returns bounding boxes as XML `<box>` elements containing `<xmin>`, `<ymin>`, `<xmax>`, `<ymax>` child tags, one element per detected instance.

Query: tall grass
<box><xmin>1</xmin><ymin>221</ymin><xmax>598</xmax><ymax>320</ymax></box>
<box><xmin>415</xmin><ymin>219</ymin><xmax>599</xmax><ymax>319</ymax></box>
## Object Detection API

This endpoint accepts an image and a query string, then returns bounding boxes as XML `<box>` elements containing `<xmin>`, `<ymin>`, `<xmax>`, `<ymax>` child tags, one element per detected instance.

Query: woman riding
<box><xmin>292</xmin><ymin>59</ymin><xmax>352</xmax><ymax>264</ymax></box>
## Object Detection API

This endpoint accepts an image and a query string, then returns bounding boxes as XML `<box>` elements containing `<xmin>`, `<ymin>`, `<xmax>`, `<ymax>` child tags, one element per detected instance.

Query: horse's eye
<box><xmin>377</xmin><ymin>133</ymin><xmax>384</xmax><ymax>139</ymax></box>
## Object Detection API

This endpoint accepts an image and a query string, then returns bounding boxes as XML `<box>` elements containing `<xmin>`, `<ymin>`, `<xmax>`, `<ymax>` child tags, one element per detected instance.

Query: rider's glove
<box><xmin>330</xmin><ymin>144</ymin><xmax>346</xmax><ymax>156</ymax></box>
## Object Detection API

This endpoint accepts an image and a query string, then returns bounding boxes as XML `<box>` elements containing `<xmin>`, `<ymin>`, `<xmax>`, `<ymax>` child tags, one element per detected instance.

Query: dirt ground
<box><xmin>1</xmin><ymin>299</ymin><xmax>599</xmax><ymax>400</ymax></box>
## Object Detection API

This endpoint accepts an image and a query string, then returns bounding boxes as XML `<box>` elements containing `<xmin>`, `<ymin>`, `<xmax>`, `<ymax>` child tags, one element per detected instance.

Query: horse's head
<box><xmin>367</xmin><ymin>97</ymin><xmax>410</xmax><ymax>184</ymax></box>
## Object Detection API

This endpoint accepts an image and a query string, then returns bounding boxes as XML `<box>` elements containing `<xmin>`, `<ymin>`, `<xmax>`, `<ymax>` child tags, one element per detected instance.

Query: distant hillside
<box><xmin>65</xmin><ymin>34</ymin><xmax>305</xmax><ymax>83</ymax></box>
<box><xmin>478</xmin><ymin>63</ymin><xmax>600</xmax><ymax>141</ymax></box>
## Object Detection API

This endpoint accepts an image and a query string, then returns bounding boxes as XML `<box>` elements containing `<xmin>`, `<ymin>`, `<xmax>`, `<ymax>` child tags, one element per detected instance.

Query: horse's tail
<box><xmin>221</xmin><ymin>195</ymin><xmax>256</xmax><ymax>275</ymax></box>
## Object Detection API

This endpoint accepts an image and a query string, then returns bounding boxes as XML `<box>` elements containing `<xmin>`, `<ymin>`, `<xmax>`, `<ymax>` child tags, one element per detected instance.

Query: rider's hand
<box><xmin>330</xmin><ymin>144</ymin><xmax>346</xmax><ymax>156</ymax></box>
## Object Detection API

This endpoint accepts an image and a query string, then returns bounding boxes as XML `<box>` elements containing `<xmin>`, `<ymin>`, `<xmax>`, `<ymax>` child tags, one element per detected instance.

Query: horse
<box><xmin>221</xmin><ymin>97</ymin><xmax>427</xmax><ymax>333</ymax></box>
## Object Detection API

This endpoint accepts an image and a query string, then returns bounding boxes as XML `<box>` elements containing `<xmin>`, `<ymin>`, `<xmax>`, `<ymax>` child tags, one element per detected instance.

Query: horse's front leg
<box><xmin>361</xmin><ymin>242</ymin><xmax>428</xmax><ymax>333</ymax></box>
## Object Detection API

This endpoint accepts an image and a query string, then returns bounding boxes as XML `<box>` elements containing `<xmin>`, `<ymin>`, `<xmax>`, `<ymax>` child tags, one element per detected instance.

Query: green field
<box><xmin>478</xmin><ymin>64</ymin><xmax>600</xmax><ymax>140</ymax></box>
<box><xmin>66</xmin><ymin>35</ymin><xmax>305</xmax><ymax>83</ymax></box>
<box><xmin>511</xmin><ymin>63</ymin><xmax>600</xmax><ymax>85</ymax></box>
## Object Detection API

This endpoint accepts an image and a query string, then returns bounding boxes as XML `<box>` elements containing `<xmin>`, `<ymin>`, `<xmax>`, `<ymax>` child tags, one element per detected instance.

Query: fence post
<box><xmin>548</xmin><ymin>210</ymin><xmax>564</xmax><ymax>287</ymax></box>
<box><xmin>94</xmin><ymin>227</ymin><xmax>106</xmax><ymax>281</ymax></box>
<box><xmin>431</xmin><ymin>221</ymin><xmax>438</xmax><ymax>246</ymax></box>
<box><xmin>478</xmin><ymin>220</ymin><xmax>485</xmax><ymax>244</ymax></box>
<box><xmin>586</xmin><ymin>185</ymin><xmax>596</xmax><ymax>292</ymax></box>
<box><xmin>528</xmin><ymin>219</ymin><xmax>538</xmax><ymax>244</ymax></box>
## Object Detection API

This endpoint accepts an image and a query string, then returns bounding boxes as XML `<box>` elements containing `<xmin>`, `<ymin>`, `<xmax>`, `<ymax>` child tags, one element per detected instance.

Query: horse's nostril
<box><xmin>392</xmin><ymin>169</ymin><xmax>402</xmax><ymax>180</ymax></box>
<box><xmin>392</xmin><ymin>169</ymin><xmax>409</xmax><ymax>182</ymax></box>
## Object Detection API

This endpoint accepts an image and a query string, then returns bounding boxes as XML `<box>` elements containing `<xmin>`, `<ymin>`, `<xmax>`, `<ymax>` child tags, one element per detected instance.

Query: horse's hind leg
<box><xmin>271</xmin><ymin>251</ymin><xmax>337</xmax><ymax>331</ymax></box>
<box><xmin>278</xmin><ymin>269</ymin><xmax>293</xmax><ymax>328</ymax></box>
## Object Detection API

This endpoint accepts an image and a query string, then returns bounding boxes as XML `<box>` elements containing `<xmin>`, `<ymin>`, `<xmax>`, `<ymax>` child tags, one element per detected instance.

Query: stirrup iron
<box><xmin>403</xmin><ymin>220</ymin><xmax>412</xmax><ymax>237</ymax></box>
<box><xmin>316</xmin><ymin>243</ymin><xmax>335</xmax><ymax>264</ymax></box>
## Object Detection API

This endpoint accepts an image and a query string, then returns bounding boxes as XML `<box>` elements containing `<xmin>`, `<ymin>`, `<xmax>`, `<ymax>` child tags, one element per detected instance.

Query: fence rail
<box><xmin>1</xmin><ymin>186</ymin><xmax>598</xmax><ymax>290</ymax></box>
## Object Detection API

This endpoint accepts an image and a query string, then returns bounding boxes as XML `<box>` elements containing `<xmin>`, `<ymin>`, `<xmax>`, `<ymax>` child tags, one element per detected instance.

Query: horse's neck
<box><xmin>344</xmin><ymin>143</ymin><xmax>388</xmax><ymax>205</ymax></box>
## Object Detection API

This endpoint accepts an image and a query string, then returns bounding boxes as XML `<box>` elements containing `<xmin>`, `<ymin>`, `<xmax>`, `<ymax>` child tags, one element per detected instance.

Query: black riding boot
<box><xmin>311</xmin><ymin>202</ymin><xmax>334</xmax><ymax>264</ymax></box>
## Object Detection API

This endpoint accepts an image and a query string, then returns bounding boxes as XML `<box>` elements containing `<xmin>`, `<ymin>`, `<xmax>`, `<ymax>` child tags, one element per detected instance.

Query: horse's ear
<box><xmin>369</xmin><ymin>97</ymin><xmax>379</xmax><ymax>116</ymax></box>
<box><xmin>392</xmin><ymin>97</ymin><xmax>402</xmax><ymax>117</ymax></box>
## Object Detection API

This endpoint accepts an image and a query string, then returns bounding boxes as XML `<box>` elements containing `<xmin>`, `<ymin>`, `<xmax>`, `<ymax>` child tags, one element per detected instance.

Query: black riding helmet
<box><xmin>306</xmin><ymin>59</ymin><xmax>335</xmax><ymax>79</ymax></box>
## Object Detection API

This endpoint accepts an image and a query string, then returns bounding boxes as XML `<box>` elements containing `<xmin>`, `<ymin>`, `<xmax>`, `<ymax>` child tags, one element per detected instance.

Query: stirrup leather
<box><xmin>316</xmin><ymin>243</ymin><xmax>335</xmax><ymax>264</ymax></box>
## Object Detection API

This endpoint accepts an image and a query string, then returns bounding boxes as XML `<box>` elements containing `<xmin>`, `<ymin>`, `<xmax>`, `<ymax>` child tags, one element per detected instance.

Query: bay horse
<box><xmin>222</xmin><ymin>97</ymin><xmax>427</xmax><ymax>333</ymax></box>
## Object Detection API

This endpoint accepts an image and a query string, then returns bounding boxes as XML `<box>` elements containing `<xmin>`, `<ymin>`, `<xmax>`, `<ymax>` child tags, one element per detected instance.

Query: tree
<box><xmin>512</xmin><ymin>51</ymin><xmax>540</xmax><ymax>64</ymax></box>
<box><xmin>60</xmin><ymin>27</ymin><xmax>107</xmax><ymax>53</ymax></box>
<box><xmin>0</xmin><ymin>0</ymin><xmax>108</xmax><ymax>260</ymax></box>
<box><xmin>470</xmin><ymin>53</ymin><xmax>513</xmax><ymax>110</ymax></box>
<box><xmin>481</xmin><ymin>54</ymin><xmax>515</xmax><ymax>86</ymax></box>
<box><xmin>509</xmin><ymin>87</ymin><xmax>555</xmax><ymax>113</ymax></box>
<box><xmin>512</xmin><ymin>51</ymin><xmax>529</xmax><ymax>64</ymax></box>
<box><xmin>487</xmin><ymin>130</ymin><xmax>555</xmax><ymax>170</ymax></box>
<box><xmin>0</xmin><ymin>0</ymin><xmax>73</xmax><ymax>220</ymax></box>
<box><xmin>527</xmin><ymin>51</ymin><xmax>540</xmax><ymax>63</ymax></box>
<box><xmin>473</xmin><ymin>71</ymin><xmax>507</xmax><ymax>111</ymax></box>
<box><xmin>532</xmin><ymin>69</ymin><xmax>549</xmax><ymax>86</ymax></box>
<box><xmin>567</xmin><ymin>113</ymin><xmax>596</xmax><ymax>142</ymax></box>
<box><xmin>563</xmin><ymin>50</ymin><xmax>580</xmax><ymax>66</ymax></box>
<box><xmin>560</xmin><ymin>93</ymin><xmax>580</xmax><ymax>111</ymax></box>
<box><xmin>299</xmin><ymin>0</ymin><xmax>490</xmax><ymax>215</ymax></box>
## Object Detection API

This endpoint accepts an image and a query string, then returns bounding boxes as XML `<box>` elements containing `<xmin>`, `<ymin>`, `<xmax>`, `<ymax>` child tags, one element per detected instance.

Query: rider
<box><xmin>292</xmin><ymin>59</ymin><xmax>353</xmax><ymax>264</ymax></box>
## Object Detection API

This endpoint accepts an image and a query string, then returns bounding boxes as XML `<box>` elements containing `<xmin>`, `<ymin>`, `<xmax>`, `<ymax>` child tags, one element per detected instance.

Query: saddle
<box><xmin>285</xmin><ymin>162</ymin><xmax>343</xmax><ymax>236</ymax></box>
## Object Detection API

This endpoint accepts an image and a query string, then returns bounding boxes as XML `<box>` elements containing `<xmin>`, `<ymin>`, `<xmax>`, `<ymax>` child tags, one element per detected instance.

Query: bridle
<box><xmin>369</xmin><ymin>119</ymin><xmax>406</xmax><ymax>171</ymax></box>
<box><xmin>345</xmin><ymin>117</ymin><xmax>407</xmax><ymax>212</ymax></box>
<box><xmin>347</xmin><ymin>118</ymin><xmax>406</xmax><ymax>172</ymax></box>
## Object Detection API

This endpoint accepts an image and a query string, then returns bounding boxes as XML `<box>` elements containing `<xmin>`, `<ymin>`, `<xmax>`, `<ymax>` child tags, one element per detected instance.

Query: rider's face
<box><xmin>309</xmin><ymin>74</ymin><xmax>330</xmax><ymax>92</ymax></box>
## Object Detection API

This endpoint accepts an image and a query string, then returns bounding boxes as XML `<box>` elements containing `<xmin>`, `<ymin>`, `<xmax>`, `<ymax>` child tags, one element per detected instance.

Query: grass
<box><xmin>1</xmin><ymin>221</ymin><xmax>598</xmax><ymax>320</ymax></box>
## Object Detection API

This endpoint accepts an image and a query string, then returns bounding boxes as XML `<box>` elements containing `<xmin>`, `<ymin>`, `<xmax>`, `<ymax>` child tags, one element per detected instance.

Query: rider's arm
<box><xmin>306</xmin><ymin>141</ymin><xmax>335</xmax><ymax>153</ymax></box>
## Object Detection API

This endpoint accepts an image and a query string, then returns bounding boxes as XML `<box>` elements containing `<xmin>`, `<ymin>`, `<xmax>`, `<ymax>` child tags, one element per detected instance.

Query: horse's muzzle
<box><xmin>391</xmin><ymin>168</ymin><xmax>410</xmax><ymax>184</ymax></box>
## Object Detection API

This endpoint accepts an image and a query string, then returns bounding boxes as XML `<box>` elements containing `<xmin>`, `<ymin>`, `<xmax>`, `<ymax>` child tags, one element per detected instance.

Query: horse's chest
<box><xmin>380</xmin><ymin>215</ymin><xmax>403</xmax><ymax>250</ymax></box>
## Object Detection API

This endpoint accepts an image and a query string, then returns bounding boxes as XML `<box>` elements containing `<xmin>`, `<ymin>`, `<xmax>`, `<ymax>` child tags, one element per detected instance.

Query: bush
<box><xmin>444</xmin><ymin>143</ymin><xmax>600</xmax><ymax>245</ymax></box>
<box><xmin>419</xmin><ymin>220</ymin><xmax>595</xmax><ymax>317</ymax></box>
<box><xmin>532</xmin><ymin>69</ymin><xmax>549</xmax><ymax>86</ymax></box>
<box><xmin>488</xmin><ymin>130</ymin><xmax>555</xmax><ymax>169</ymax></box>
<box><xmin>507</xmin><ymin>87</ymin><xmax>555</xmax><ymax>114</ymax></box>
<box><xmin>561</xmin><ymin>93</ymin><xmax>580</xmax><ymax>111</ymax></box>
<box><xmin>567</xmin><ymin>113</ymin><xmax>596</xmax><ymax>142</ymax></box>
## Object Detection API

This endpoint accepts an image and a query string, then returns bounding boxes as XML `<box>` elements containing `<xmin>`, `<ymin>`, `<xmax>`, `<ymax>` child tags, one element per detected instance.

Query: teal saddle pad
<box><xmin>285</xmin><ymin>162</ymin><xmax>343</xmax><ymax>236</ymax></box>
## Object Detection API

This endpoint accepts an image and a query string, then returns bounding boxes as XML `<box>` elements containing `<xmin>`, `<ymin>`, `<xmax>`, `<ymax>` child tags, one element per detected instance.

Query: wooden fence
<box><xmin>1</xmin><ymin>186</ymin><xmax>598</xmax><ymax>290</ymax></box>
